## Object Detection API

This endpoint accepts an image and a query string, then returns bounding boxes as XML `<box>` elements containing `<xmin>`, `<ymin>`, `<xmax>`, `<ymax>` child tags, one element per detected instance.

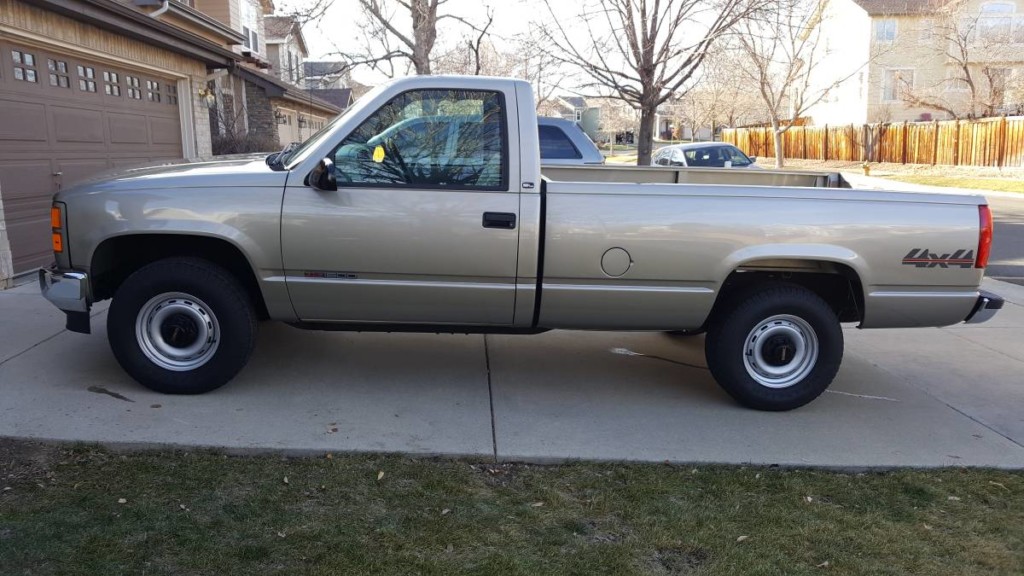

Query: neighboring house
<box><xmin>264</xmin><ymin>15</ymin><xmax>304</xmax><ymax>86</ymax></box>
<box><xmin>809</xmin><ymin>0</ymin><xmax>1024</xmax><ymax>124</ymax></box>
<box><xmin>303</xmin><ymin>60</ymin><xmax>372</xmax><ymax>98</ymax></box>
<box><xmin>303</xmin><ymin>60</ymin><xmax>347</xmax><ymax>89</ymax></box>
<box><xmin>0</xmin><ymin>0</ymin><xmax>239</xmax><ymax>277</ymax></box>
<box><xmin>194</xmin><ymin>0</ymin><xmax>338</xmax><ymax>150</ymax></box>
<box><xmin>536</xmin><ymin>96</ymin><xmax>615</xmax><ymax>142</ymax></box>
<box><xmin>0</xmin><ymin>0</ymin><xmax>338</xmax><ymax>283</ymax></box>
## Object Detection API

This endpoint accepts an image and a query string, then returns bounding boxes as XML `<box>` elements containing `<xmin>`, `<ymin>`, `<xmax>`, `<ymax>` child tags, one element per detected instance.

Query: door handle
<box><xmin>482</xmin><ymin>212</ymin><xmax>516</xmax><ymax>229</ymax></box>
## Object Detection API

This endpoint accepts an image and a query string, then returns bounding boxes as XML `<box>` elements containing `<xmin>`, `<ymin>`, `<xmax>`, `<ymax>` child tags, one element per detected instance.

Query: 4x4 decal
<box><xmin>902</xmin><ymin>248</ymin><xmax>975</xmax><ymax>268</ymax></box>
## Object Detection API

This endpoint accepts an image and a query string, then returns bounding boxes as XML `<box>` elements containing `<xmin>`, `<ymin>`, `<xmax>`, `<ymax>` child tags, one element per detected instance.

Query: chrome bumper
<box><xmin>964</xmin><ymin>290</ymin><xmax>1004</xmax><ymax>324</ymax></box>
<box><xmin>39</xmin><ymin>268</ymin><xmax>89</xmax><ymax>313</ymax></box>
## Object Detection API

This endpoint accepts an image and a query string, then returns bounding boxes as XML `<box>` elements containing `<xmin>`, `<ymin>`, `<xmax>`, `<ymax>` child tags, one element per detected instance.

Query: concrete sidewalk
<box><xmin>2</xmin><ymin>278</ymin><xmax>1023</xmax><ymax>469</ymax></box>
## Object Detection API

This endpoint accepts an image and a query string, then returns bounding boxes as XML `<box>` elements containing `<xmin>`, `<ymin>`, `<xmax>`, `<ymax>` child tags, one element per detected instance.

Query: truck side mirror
<box><xmin>308</xmin><ymin>157</ymin><xmax>337</xmax><ymax>191</ymax></box>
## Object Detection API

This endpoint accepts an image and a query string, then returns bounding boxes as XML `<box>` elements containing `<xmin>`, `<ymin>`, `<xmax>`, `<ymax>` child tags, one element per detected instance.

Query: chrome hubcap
<box><xmin>136</xmin><ymin>292</ymin><xmax>219</xmax><ymax>371</ymax></box>
<box><xmin>742</xmin><ymin>314</ymin><xmax>818</xmax><ymax>389</ymax></box>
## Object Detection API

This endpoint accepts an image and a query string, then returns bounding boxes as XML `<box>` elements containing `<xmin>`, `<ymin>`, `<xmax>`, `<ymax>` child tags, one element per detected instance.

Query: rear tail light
<box><xmin>976</xmin><ymin>205</ymin><xmax>992</xmax><ymax>269</ymax></box>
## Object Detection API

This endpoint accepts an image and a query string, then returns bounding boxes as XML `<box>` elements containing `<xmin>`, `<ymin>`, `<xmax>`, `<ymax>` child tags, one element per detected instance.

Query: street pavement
<box><xmin>1</xmin><ymin>276</ymin><xmax>1023</xmax><ymax>469</ymax></box>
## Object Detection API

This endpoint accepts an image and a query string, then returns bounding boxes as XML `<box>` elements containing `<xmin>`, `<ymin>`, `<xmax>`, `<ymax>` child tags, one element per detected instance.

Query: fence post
<box><xmin>901</xmin><ymin>121</ymin><xmax>908</xmax><ymax>164</ymax></box>
<box><xmin>823</xmin><ymin>124</ymin><xmax>829</xmax><ymax>161</ymax></box>
<box><xmin>861</xmin><ymin>124</ymin><xmax>869</xmax><ymax>162</ymax></box>
<box><xmin>932</xmin><ymin>120</ymin><xmax>939</xmax><ymax>165</ymax></box>
<box><xmin>998</xmin><ymin>115</ymin><xmax>1007</xmax><ymax>168</ymax></box>
<box><xmin>953</xmin><ymin>119</ymin><xmax>961</xmax><ymax>166</ymax></box>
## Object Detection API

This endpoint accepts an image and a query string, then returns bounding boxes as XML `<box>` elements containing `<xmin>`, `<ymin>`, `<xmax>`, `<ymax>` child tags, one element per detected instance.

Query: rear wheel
<box><xmin>107</xmin><ymin>258</ymin><xmax>257</xmax><ymax>394</ymax></box>
<box><xmin>705</xmin><ymin>283</ymin><xmax>843</xmax><ymax>411</ymax></box>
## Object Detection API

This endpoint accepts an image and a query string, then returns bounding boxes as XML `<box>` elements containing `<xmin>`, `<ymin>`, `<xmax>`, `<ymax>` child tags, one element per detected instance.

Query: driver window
<box><xmin>333</xmin><ymin>89</ymin><xmax>508</xmax><ymax>190</ymax></box>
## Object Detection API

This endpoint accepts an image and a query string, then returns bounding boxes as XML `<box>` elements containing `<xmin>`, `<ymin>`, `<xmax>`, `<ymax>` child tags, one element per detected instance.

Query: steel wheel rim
<box><xmin>135</xmin><ymin>292</ymin><xmax>220</xmax><ymax>371</ymax></box>
<box><xmin>742</xmin><ymin>314</ymin><xmax>818</xmax><ymax>389</ymax></box>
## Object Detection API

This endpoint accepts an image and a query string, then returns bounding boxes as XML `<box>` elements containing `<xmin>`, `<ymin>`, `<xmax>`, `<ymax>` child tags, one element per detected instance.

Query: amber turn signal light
<box><xmin>52</xmin><ymin>232</ymin><xmax>63</xmax><ymax>253</ymax></box>
<box><xmin>51</xmin><ymin>206</ymin><xmax>62</xmax><ymax>229</ymax></box>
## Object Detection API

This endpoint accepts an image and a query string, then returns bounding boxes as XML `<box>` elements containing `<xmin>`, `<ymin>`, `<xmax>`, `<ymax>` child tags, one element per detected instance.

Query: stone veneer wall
<box><xmin>244</xmin><ymin>80</ymin><xmax>276</xmax><ymax>143</ymax></box>
<box><xmin>0</xmin><ymin>184</ymin><xmax>14</xmax><ymax>289</ymax></box>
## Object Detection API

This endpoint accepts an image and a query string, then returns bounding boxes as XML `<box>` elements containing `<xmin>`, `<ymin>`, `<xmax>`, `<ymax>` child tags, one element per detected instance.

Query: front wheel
<box><xmin>107</xmin><ymin>258</ymin><xmax>257</xmax><ymax>394</ymax></box>
<box><xmin>705</xmin><ymin>284</ymin><xmax>843</xmax><ymax>411</ymax></box>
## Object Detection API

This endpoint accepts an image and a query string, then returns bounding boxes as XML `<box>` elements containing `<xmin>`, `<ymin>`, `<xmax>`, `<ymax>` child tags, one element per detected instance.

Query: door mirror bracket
<box><xmin>307</xmin><ymin>158</ymin><xmax>337</xmax><ymax>191</ymax></box>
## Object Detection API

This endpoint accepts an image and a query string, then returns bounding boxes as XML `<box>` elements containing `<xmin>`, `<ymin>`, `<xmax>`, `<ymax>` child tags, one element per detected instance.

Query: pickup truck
<box><xmin>40</xmin><ymin>75</ymin><xmax>1003</xmax><ymax>411</ymax></box>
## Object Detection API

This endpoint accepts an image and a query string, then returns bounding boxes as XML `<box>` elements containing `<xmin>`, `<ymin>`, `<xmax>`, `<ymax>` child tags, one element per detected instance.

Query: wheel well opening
<box><xmin>91</xmin><ymin>234</ymin><xmax>269</xmax><ymax>320</ymax></box>
<box><xmin>714</xmin><ymin>261</ymin><xmax>864</xmax><ymax>324</ymax></box>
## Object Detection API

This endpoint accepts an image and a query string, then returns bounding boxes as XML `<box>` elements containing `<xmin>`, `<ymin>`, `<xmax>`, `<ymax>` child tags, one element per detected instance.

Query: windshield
<box><xmin>275</xmin><ymin>111</ymin><xmax>348</xmax><ymax>167</ymax></box>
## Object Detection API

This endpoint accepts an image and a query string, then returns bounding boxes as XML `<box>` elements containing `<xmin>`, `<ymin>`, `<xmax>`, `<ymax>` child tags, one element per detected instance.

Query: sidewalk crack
<box><xmin>483</xmin><ymin>334</ymin><xmax>498</xmax><ymax>463</ymax></box>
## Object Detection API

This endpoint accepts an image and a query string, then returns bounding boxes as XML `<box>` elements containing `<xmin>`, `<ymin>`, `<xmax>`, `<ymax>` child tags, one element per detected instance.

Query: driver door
<box><xmin>281</xmin><ymin>88</ymin><xmax>521</xmax><ymax>325</ymax></box>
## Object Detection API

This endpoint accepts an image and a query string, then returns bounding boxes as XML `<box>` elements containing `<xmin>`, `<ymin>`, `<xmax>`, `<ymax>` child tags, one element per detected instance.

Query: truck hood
<box><xmin>56</xmin><ymin>155</ymin><xmax>290</xmax><ymax>200</ymax></box>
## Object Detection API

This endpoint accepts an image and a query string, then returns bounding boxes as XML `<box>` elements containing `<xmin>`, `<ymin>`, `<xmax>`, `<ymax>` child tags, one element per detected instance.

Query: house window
<box><xmin>251</xmin><ymin>31</ymin><xmax>259</xmax><ymax>53</ymax></box>
<box><xmin>126</xmin><ymin>75</ymin><xmax>142</xmax><ymax>99</ymax></box>
<box><xmin>1015</xmin><ymin>16</ymin><xmax>1024</xmax><ymax>42</ymax></box>
<box><xmin>103</xmin><ymin>71</ymin><xmax>121</xmax><ymax>96</ymax></box>
<box><xmin>12</xmin><ymin>49</ymin><xmax>38</xmax><ymax>83</ymax></box>
<box><xmin>875</xmin><ymin>19</ymin><xmax>897</xmax><ymax>42</ymax></box>
<box><xmin>167</xmin><ymin>84</ymin><xmax>178</xmax><ymax>105</ymax></box>
<box><xmin>242</xmin><ymin>26</ymin><xmax>251</xmax><ymax>49</ymax></box>
<box><xmin>979</xmin><ymin>2</ymin><xmax>1014</xmax><ymax>40</ymax></box>
<box><xmin>77</xmin><ymin>65</ymin><xmax>96</xmax><ymax>92</ymax></box>
<box><xmin>574</xmin><ymin>108</ymin><xmax>583</xmax><ymax>122</ymax></box>
<box><xmin>48</xmin><ymin>59</ymin><xmax>70</xmax><ymax>88</ymax></box>
<box><xmin>919</xmin><ymin>19</ymin><xmax>933</xmax><ymax>41</ymax></box>
<box><xmin>883</xmin><ymin>69</ymin><xmax>914</xmax><ymax>101</ymax></box>
<box><xmin>945</xmin><ymin>68</ymin><xmax>969</xmax><ymax>91</ymax></box>
<box><xmin>146</xmin><ymin>80</ymin><xmax>161</xmax><ymax>102</ymax></box>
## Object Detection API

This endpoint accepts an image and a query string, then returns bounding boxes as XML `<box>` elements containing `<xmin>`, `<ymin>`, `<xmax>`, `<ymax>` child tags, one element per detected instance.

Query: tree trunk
<box><xmin>771</xmin><ymin>119</ymin><xmax>784</xmax><ymax>169</ymax></box>
<box><xmin>637</xmin><ymin>106</ymin><xmax>657</xmax><ymax>166</ymax></box>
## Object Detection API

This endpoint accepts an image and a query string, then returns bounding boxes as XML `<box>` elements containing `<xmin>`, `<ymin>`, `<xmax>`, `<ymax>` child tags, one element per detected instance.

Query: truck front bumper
<box><xmin>964</xmin><ymin>290</ymin><xmax>1004</xmax><ymax>324</ymax></box>
<box><xmin>39</xmin><ymin>268</ymin><xmax>92</xmax><ymax>333</ymax></box>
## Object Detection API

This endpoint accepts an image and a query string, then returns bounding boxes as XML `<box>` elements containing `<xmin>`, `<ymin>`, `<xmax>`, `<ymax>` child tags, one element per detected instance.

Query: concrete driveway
<box><xmin>2</xmin><ymin>277</ymin><xmax>1023</xmax><ymax>469</ymax></box>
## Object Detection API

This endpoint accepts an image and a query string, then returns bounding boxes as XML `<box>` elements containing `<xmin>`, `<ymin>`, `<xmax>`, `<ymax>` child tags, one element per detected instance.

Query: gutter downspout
<box><xmin>149</xmin><ymin>0</ymin><xmax>170</xmax><ymax>19</ymax></box>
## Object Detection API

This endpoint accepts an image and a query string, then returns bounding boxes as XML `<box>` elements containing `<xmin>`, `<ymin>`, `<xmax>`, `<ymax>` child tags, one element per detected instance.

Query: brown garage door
<box><xmin>0</xmin><ymin>40</ymin><xmax>184</xmax><ymax>273</ymax></box>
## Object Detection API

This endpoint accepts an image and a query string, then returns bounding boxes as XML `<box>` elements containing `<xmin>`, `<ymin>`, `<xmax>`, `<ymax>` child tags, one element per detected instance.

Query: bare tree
<box><xmin>351</xmin><ymin>0</ymin><xmax>486</xmax><ymax>76</ymax></box>
<box><xmin>737</xmin><ymin>0</ymin><xmax>867</xmax><ymax>168</ymax></box>
<box><xmin>899</xmin><ymin>8</ymin><xmax>1023</xmax><ymax>118</ymax></box>
<box><xmin>539</xmin><ymin>0</ymin><xmax>767</xmax><ymax>165</ymax></box>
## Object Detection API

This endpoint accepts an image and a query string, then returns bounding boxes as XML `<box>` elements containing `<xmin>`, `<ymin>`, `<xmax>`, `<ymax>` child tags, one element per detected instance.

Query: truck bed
<box><xmin>541</xmin><ymin>164</ymin><xmax>847</xmax><ymax>188</ymax></box>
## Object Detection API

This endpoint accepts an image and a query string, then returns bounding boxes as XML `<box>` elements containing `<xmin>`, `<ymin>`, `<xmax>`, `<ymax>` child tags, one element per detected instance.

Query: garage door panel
<box><xmin>108</xmin><ymin>112</ymin><xmax>151</xmax><ymax>144</ymax></box>
<box><xmin>0</xmin><ymin>100</ymin><xmax>48</xmax><ymax>142</ymax></box>
<box><xmin>150</xmin><ymin>116</ymin><xmax>181</xmax><ymax>145</ymax></box>
<box><xmin>5</xmin><ymin>195</ymin><xmax>53</xmax><ymax>272</ymax></box>
<box><xmin>52</xmin><ymin>106</ymin><xmax>105</xmax><ymax>143</ymax></box>
<box><xmin>56</xmin><ymin>159</ymin><xmax>111</xmax><ymax>188</ymax></box>
<box><xmin>110</xmin><ymin>157</ymin><xmax>152</xmax><ymax>168</ymax></box>
<box><xmin>0</xmin><ymin>160</ymin><xmax>54</xmax><ymax>201</ymax></box>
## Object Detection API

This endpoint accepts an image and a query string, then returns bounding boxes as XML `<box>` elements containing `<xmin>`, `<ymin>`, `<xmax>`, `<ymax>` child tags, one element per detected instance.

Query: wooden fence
<box><xmin>722</xmin><ymin>116</ymin><xmax>1024</xmax><ymax>168</ymax></box>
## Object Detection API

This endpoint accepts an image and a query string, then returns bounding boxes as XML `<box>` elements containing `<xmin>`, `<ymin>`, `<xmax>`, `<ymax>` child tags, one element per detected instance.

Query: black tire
<box><xmin>107</xmin><ymin>258</ymin><xmax>257</xmax><ymax>394</ymax></box>
<box><xmin>705</xmin><ymin>283</ymin><xmax>843</xmax><ymax>411</ymax></box>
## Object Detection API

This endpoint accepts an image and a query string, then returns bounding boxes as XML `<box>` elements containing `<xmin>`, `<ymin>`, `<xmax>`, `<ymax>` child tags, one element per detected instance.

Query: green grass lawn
<box><xmin>885</xmin><ymin>174</ymin><xmax>1024</xmax><ymax>194</ymax></box>
<box><xmin>2</xmin><ymin>440</ymin><xmax>1023</xmax><ymax>575</ymax></box>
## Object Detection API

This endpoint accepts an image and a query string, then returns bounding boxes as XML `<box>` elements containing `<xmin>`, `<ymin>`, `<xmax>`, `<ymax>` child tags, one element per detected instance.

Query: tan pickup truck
<box><xmin>40</xmin><ymin>76</ymin><xmax>1002</xmax><ymax>411</ymax></box>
